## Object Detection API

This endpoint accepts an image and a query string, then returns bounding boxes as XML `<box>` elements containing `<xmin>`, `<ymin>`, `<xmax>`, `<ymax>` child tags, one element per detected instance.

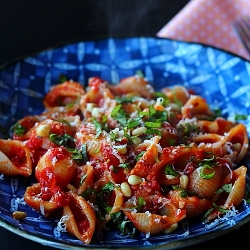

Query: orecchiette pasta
<box><xmin>1</xmin><ymin>74</ymin><xmax>249</xmax><ymax>244</ymax></box>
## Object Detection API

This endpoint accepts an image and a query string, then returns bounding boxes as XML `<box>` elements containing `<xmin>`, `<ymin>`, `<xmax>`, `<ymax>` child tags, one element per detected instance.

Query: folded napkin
<box><xmin>157</xmin><ymin>0</ymin><xmax>250</xmax><ymax>61</ymax></box>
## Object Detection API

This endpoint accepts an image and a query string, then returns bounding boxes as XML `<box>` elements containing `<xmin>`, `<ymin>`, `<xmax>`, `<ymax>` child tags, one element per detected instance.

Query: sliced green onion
<box><xmin>154</xmin><ymin>92</ymin><xmax>170</xmax><ymax>106</ymax></box>
<box><xmin>92</xmin><ymin>118</ymin><xmax>102</xmax><ymax>138</ymax></box>
<box><xmin>80</xmin><ymin>174</ymin><xmax>87</xmax><ymax>185</ymax></box>
<box><xmin>127</xmin><ymin>118</ymin><xmax>140</xmax><ymax>129</ymax></box>
<box><xmin>119</xmin><ymin>163</ymin><xmax>130</xmax><ymax>169</ymax></box>
<box><xmin>145</xmin><ymin>121</ymin><xmax>161</xmax><ymax>128</ymax></box>
<box><xmin>136</xmin><ymin>197</ymin><xmax>146</xmax><ymax>211</ymax></box>
<box><xmin>111</xmin><ymin>104</ymin><xmax>122</xmax><ymax>117</ymax></box>
<box><xmin>200</xmin><ymin>164</ymin><xmax>215</xmax><ymax>180</ymax></box>
<box><xmin>57</xmin><ymin>119</ymin><xmax>71</xmax><ymax>126</ymax></box>
<box><xmin>202</xmin><ymin>152</ymin><xmax>215</xmax><ymax>163</ymax></box>
<box><xmin>145</xmin><ymin>128</ymin><xmax>162</xmax><ymax>135</ymax></box>
<box><xmin>115</xmin><ymin>96</ymin><xmax>134</xmax><ymax>104</ymax></box>
<box><xmin>136</xmin><ymin>151</ymin><xmax>145</xmax><ymax>161</ymax></box>
<box><xmin>215</xmin><ymin>183</ymin><xmax>232</xmax><ymax>194</ymax></box>
<box><xmin>212</xmin><ymin>202</ymin><xmax>229</xmax><ymax>213</ymax></box>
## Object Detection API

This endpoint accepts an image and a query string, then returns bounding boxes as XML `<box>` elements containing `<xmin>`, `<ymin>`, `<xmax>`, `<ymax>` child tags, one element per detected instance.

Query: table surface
<box><xmin>0</xmin><ymin>1</ymin><xmax>249</xmax><ymax>249</ymax></box>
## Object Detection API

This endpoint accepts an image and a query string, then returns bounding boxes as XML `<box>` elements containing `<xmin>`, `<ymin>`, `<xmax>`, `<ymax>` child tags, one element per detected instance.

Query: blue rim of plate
<box><xmin>0</xmin><ymin>37</ymin><xmax>250</xmax><ymax>249</ymax></box>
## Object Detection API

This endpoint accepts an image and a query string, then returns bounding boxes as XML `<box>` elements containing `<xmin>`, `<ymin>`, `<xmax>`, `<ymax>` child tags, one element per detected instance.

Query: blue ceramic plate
<box><xmin>0</xmin><ymin>37</ymin><xmax>250</xmax><ymax>250</ymax></box>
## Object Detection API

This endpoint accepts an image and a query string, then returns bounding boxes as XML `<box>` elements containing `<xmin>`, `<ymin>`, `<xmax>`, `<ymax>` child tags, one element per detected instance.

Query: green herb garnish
<box><xmin>49</xmin><ymin>133</ymin><xmax>75</xmax><ymax>147</ymax></box>
<box><xmin>164</xmin><ymin>165</ymin><xmax>179</xmax><ymax>177</ymax></box>
<box><xmin>199</xmin><ymin>164</ymin><xmax>215</xmax><ymax>180</ymax></box>
<box><xmin>10</xmin><ymin>123</ymin><xmax>27</xmax><ymax>136</ymax></box>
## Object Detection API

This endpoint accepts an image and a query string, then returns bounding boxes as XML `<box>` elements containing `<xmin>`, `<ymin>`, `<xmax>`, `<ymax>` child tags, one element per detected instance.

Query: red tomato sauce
<box><xmin>88</xmin><ymin>77</ymin><xmax>105</xmax><ymax>91</ymax></box>
<box><xmin>47</xmin><ymin>147</ymin><xmax>70</xmax><ymax>162</ymax></box>
<box><xmin>69</xmin><ymin>199</ymin><xmax>90</xmax><ymax>234</ymax></box>
<box><xmin>101</xmin><ymin>143</ymin><xmax>120</xmax><ymax>167</ymax></box>
<box><xmin>111</xmin><ymin>166</ymin><xmax>126</xmax><ymax>184</ymax></box>
<box><xmin>8</xmin><ymin>145</ymin><xmax>26</xmax><ymax>166</ymax></box>
<box><xmin>102</xmin><ymin>190</ymin><xmax>116</xmax><ymax>207</ymax></box>
<box><xmin>132</xmin><ymin>180</ymin><xmax>161</xmax><ymax>198</ymax></box>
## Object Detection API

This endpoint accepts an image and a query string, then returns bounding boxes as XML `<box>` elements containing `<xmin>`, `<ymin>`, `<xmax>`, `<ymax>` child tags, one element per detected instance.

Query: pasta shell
<box><xmin>147</xmin><ymin>146</ymin><xmax>205</xmax><ymax>182</ymax></box>
<box><xmin>124</xmin><ymin>212</ymin><xmax>172</xmax><ymax>235</ymax></box>
<box><xmin>181</xmin><ymin>95</ymin><xmax>214</xmax><ymax>119</ymax></box>
<box><xmin>223</xmin><ymin>165</ymin><xmax>247</xmax><ymax>209</ymax></box>
<box><xmin>84</xmin><ymin>77</ymin><xmax>113</xmax><ymax>105</ymax></box>
<box><xmin>190</xmin><ymin>133</ymin><xmax>224</xmax><ymax>144</ymax></box>
<box><xmin>130</xmin><ymin>136</ymin><xmax>160</xmax><ymax>178</ymax></box>
<box><xmin>108</xmin><ymin>75</ymin><xmax>155</xmax><ymax>99</ymax></box>
<box><xmin>95</xmin><ymin>172</ymin><xmax>124</xmax><ymax>225</ymax></box>
<box><xmin>162</xmin><ymin>85</ymin><xmax>190</xmax><ymax>105</ymax></box>
<box><xmin>189</xmin><ymin>134</ymin><xmax>228</xmax><ymax>158</ymax></box>
<box><xmin>36</xmin><ymin>146</ymin><xmax>77</xmax><ymax>189</ymax></box>
<box><xmin>41</xmin><ymin>105</ymin><xmax>83</xmax><ymax>120</ymax></box>
<box><xmin>188</xmin><ymin>165</ymin><xmax>223</xmax><ymax>198</ymax></box>
<box><xmin>123</xmin><ymin>195</ymin><xmax>186</xmax><ymax>235</ymax></box>
<box><xmin>167</xmin><ymin>190</ymin><xmax>212</xmax><ymax>218</ymax></box>
<box><xmin>206</xmin><ymin>166</ymin><xmax>247</xmax><ymax>221</ymax></box>
<box><xmin>24</xmin><ymin>183</ymin><xmax>62</xmax><ymax>217</ymax></box>
<box><xmin>86</xmin><ymin>171</ymin><xmax>124</xmax><ymax>232</ymax></box>
<box><xmin>223</xmin><ymin>124</ymin><xmax>249</xmax><ymax>164</ymax></box>
<box><xmin>75</xmin><ymin>122</ymin><xmax>108</xmax><ymax>160</ymax></box>
<box><xmin>158</xmin><ymin>122</ymin><xmax>179</xmax><ymax>148</ymax></box>
<box><xmin>43</xmin><ymin>81</ymin><xmax>85</xmax><ymax>108</ymax></box>
<box><xmin>79</xmin><ymin>82</ymin><xmax>115</xmax><ymax>119</ymax></box>
<box><xmin>196</xmin><ymin>120</ymin><xmax>219</xmax><ymax>134</ymax></box>
<box><xmin>76</xmin><ymin>165</ymin><xmax>94</xmax><ymax>196</ymax></box>
<box><xmin>12</xmin><ymin>115</ymin><xmax>41</xmax><ymax>141</ymax></box>
<box><xmin>215</xmin><ymin>117</ymin><xmax>235</xmax><ymax>135</ymax></box>
<box><xmin>0</xmin><ymin>139</ymin><xmax>32</xmax><ymax>177</ymax></box>
<box><xmin>62</xmin><ymin>191</ymin><xmax>96</xmax><ymax>245</ymax></box>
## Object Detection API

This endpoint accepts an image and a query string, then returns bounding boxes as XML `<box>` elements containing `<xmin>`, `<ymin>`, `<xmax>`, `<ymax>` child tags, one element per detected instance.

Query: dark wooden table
<box><xmin>0</xmin><ymin>0</ymin><xmax>249</xmax><ymax>249</ymax></box>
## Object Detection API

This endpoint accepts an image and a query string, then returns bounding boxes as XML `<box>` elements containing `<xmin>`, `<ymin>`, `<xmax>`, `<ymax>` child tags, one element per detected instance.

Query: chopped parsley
<box><xmin>234</xmin><ymin>114</ymin><xmax>248</xmax><ymax>121</ymax></box>
<box><xmin>49</xmin><ymin>133</ymin><xmax>75</xmax><ymax>147</ymax></box>
<box><xmin>10</xmin><ymin>123</ymin><xmax>27</xmax><ymax>136</ymax></box>
<box><xmin>164</xmin><ymin>165</ymin><xmax>179</xmax><ymax>177</ymax></box>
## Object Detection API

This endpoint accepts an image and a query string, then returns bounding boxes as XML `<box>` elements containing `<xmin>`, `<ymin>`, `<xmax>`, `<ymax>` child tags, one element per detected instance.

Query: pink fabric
<box><xmin>157</xmin><ymin>0</ymin><xmax>250</xmax><ymax>61</ymax></box>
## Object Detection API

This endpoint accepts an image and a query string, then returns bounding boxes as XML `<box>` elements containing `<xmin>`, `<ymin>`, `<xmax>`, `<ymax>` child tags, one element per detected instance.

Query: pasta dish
<box><xmin>0</xmin><ymin>74</ymin><xmax>249</xmax><ymax>244</ymax></box>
